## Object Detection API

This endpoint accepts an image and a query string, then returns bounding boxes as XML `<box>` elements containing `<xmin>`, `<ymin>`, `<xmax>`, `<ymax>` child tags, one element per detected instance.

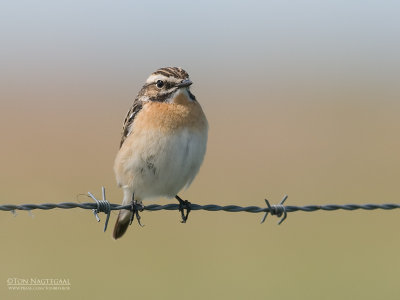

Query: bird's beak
<box><xmin>176</xmin><ymin>79</ymin><xmax>192</xmax><ymax>88</ymax></box>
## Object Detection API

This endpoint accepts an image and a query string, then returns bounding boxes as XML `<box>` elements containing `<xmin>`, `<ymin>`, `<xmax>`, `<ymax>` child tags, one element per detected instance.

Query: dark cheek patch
<box><xmin>149</xmin><ymin>92</ymin><xmax>174</xmax><ymax>102</ymax></box>
<box><xmin>164</xmin><ymin>82</ymin><xmax>174</xmax><ymax>90</ymax></box>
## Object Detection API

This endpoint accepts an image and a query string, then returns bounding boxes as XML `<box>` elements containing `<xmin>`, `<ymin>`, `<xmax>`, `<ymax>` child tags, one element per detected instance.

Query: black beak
<box><xmin>176</xmin><ymin>79</ymin><xmax>192</xmax><ymax>88</ymax></box>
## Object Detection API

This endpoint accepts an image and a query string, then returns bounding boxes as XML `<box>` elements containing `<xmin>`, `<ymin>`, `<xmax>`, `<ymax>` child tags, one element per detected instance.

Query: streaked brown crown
<box><xmin>151</xmin><ymin>67</ymin><xmax>189</xmax><ymax>80</ymax></box>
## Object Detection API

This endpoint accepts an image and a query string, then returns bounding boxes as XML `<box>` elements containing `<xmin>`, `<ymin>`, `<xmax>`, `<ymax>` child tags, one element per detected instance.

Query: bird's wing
<box><xmin>119</xmin><ymin>98</ymin><xmax>143</xmax><ymax>148</ymax></box>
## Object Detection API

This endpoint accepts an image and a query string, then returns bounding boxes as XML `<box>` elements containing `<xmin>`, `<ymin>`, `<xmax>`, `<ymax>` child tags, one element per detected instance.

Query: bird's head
<box><xmin>138</xmin><ymin>67</ymin><xmax>196</xmax><ymax>103</ymax></box>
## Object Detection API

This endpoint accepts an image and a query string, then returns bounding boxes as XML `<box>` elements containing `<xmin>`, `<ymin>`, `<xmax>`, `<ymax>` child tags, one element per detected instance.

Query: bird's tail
<box><xmin>113</xmin><ymin>188</ymin><xmax>134</xmax><ymax>240</ymax></box>
<box><xmin>113</xmin><ymin>209</ymin><xmax>132</xmax><ymax>239</ymax></box>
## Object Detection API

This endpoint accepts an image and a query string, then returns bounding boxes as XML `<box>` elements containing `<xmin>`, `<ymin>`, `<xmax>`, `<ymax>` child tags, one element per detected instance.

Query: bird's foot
<box><xmin>175</xmin><ymin>195</ymin><xmax>191</xmax><ymax>223</ymax></box>
<box><xmin>129</xmin><ymin>200</ymin><xmax>145</xmax><ymax>227</ymax></box>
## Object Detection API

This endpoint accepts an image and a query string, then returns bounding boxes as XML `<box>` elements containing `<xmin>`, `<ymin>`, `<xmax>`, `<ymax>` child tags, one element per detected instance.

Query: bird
<box><xmin>113</xmin><ymin>67</ymin><xmax>208</xmax><ymax>239</ymax></box>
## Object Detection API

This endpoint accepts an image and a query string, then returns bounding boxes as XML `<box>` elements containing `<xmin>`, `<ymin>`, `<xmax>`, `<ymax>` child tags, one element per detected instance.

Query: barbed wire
<box><xmin>1</xmin><ymin>187</ymin><xmax>399</xmax><ymax>232</ymax></box>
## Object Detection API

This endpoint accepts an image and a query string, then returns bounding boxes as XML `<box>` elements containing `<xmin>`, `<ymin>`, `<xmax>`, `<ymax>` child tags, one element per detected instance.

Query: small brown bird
<box><xmin>113</xmin><ymin>67</ymin><xmax>208</xmax><ymax>239</ymax></box>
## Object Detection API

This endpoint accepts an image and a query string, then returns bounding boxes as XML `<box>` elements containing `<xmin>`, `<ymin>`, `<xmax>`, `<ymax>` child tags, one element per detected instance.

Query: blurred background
<box><xmin>1</xmin><ymin>0</ymin><xmax>400</xmax><ymax>299</ymax></box>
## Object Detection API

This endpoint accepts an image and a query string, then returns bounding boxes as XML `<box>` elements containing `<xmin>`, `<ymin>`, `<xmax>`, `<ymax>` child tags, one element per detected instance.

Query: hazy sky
<box><xmin>1</xmin><ymin>0</ymin><xmax>399</xmax><ymax>96</ymax></box>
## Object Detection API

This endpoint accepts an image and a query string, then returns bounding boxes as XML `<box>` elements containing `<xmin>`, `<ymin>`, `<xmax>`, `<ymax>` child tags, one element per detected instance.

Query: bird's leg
<box><xmin>175</xmin><ymin>195</ymin><xmax>191</xmax><ymax>223</ymax></box>
<box><xmin>129</xmin><ymin>194</ymin><xmax>144</xmax><ymax>227</ymax></box>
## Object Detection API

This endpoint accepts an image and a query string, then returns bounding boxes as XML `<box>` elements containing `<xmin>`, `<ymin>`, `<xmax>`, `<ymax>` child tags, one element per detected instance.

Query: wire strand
<box><xmin>1</xmin><ymin>187</ymin><xmax>399</xmax><ymax>231</ymax></box>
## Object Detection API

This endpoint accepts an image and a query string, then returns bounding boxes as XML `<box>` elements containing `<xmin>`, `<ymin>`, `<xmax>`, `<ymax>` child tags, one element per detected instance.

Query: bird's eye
<box><xmin>156</xmin><ymin>80</ymin><xmax>164</xmax><ymax>88</ymax></box>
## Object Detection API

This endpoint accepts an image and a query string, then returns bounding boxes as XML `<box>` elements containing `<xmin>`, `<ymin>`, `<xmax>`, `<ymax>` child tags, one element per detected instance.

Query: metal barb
<box><xmin>87</xmin><ymin>187</ymin><xmax>111</xmax><ymax>232</ymax></box>
<box><xmin>261</xmin><ymin>195</ymin><xmax>288</xmax><ymax>225</ymax></box>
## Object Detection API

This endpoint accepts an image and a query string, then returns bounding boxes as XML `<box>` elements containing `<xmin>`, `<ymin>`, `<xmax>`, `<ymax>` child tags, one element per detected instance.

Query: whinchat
<box><xmin>113</xmin><ymin>67</ymin><xmax>208</xmax><ymax>239</ymax></box>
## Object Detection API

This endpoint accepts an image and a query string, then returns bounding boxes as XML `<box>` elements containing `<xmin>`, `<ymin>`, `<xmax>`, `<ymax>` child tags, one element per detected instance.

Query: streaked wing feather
<box><xmin>120</xmin><ymin>99</ymin><xmax>143</xmax><ymax>148</ymax></box>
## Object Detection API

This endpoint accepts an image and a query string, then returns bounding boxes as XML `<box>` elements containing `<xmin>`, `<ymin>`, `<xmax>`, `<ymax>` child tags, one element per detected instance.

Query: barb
<box><xmin>1</xmin><ymin>187</ymin><xmax>400</xmax><ymax>232</ymax></box>
<box><xmin>261</xmin><ymin>195</ymin><xmax>288</xmax><ymax>225</ymax></box>
<box><xmin>87</xmin><ymin>187</ymin><xmax>111</xmax><ymax>232</ymax></box>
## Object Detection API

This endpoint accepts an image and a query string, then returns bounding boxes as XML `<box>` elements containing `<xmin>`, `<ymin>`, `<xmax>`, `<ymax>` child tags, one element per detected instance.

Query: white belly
<box><xmin>115</xmin><ymin>127</ymin><xmax>207</xmax><ymax>200</ymax></box>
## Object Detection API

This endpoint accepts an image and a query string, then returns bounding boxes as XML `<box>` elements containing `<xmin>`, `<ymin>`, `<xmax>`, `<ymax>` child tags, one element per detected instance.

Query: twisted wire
<box><xmin>2</xmin><ymin>187</ymin><xmax>399</xmax><ymax>231</ymax></box>
<box><xmin>2</xmin><ymin>201</ymin><xmax>400</xmax><ymax>213</ymax></box>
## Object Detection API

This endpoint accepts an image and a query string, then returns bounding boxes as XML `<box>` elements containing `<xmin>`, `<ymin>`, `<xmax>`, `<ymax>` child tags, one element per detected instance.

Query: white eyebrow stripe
<box><xmin>145</xmin><ymin>74</ymin><xmax>184</xmax><ymax>84</ymax></box>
